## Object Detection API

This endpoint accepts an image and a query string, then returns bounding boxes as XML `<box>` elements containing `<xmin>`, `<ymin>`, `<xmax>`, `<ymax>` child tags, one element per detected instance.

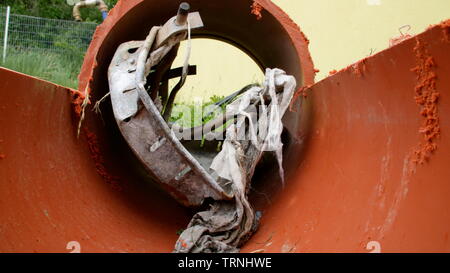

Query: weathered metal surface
<box><xmin>242</xmin><ymin>22</ymin><xmax>450</xmax><ymax>253</ymax></box>
<box><xmin>0</xmin><ymin>68</ymin><xmax>193</xmax><ymax>253</ymax></box>
<box><xmin>108</xmin><ymin>41</ymin><xmax>143</xmax><ymax>121</ymax></box>
<box><xmin>1</xmin><ymin>0</ymin><xmax>449</xmax><ymax>253</ymax></box>
<box><xmin>108</xmin><ymin>11</ymin><xmax>204</xmax><ymax>122</ymax></box>
<box><xmin>155</xmin><ymin>12</ymin><xmax>204</xmax><ymax>48</ymax></box>
<box><xmin>108</xmin><ymin>8</ymin><xmax>231</xmax><ymax>207</ymax></box>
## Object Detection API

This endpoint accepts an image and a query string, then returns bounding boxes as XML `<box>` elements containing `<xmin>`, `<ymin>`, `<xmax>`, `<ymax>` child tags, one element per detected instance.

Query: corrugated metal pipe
<box><xmin>73</xmin><ymin>0</ymin><xmax>108</xmax><ymax>22</ymax></box>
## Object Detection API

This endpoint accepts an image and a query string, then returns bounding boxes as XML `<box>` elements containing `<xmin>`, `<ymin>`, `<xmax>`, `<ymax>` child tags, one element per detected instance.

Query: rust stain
<box><xmin>390</xmin><ymin>33</ymin><xmax>412</xmax><ymax>47</ymax></box>
<box><xmin>411</xmin><ymin>37</ymin><xmax>440</xmax><ymax>165</ymax></box>
<box><xmin>329</xmin><ymin>69</ymin><xmax>338</xmax><ymax>76</ymax></box>
<box><xmin>290</xmin><ymin>84</ymin><xmax>312</xmax><ymax>112</ymax></box>
<box><xmin>76</xmin><ymin>60</ymin><xmax>97</xmax><ymax>99</ymax></box>
<box><xmin>84</xmin><ymin>128</ymin><xmax>122</xmax><ymax>191</ymax></box>
<box><xmin>70</xmin><ymin>90</ymin><xmax>86</xmax><ymax>117</ymax></box>
<box><xmin>251</xmin><ymin>1</ymin><xmax>263</xmax><ymax>20</ymax></box>
<box><xmin>442</xmin><ymin>19</ymin><xmax>450</xmax><ymax>43</ymax></box>
<box><xmin>352</xmin><ymin>58</ymin><xmax>368</xmax><ymax>78</ymax></box>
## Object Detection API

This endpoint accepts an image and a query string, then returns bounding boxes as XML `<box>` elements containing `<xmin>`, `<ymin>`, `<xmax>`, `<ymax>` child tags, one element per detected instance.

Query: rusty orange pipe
<box><xmin>0</xmin><ymin>0</ymin><xmax>449</xmax><ymax>252</ymax></box>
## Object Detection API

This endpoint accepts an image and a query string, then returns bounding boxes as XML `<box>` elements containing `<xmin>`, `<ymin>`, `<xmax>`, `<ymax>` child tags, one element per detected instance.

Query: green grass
<box><xmin>0</xmin><ymin>48</ymin><xmax>83</xmax><ymax>89</ymax></box>
<box><xmin>170</xmin><ymin>95</ymin><xmax>229</xmax><ymax>128</ymax></box>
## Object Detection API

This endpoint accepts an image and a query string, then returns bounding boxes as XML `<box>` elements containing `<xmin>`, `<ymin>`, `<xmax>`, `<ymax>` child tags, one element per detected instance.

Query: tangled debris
<box><xmin>106</xmin><ymin>3</ymin><xmax>297</xmax><ymax>252</ymax></box>
<box><xmin>174</xmin><ymin>69</ymin><xmax>296</xmax><ymax>253</ymax></box>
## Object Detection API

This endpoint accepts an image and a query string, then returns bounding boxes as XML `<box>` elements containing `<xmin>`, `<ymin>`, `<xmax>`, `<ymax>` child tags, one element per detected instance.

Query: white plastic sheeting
<box><xmin>174</xmin><ymin>68</ymin><xmax>297</xmax><ymax>253</ymax></box>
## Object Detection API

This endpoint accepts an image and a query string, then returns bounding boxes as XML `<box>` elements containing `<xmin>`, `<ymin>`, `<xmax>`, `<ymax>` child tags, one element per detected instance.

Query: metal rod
<box><xmin>2</xmin><ymin>6</ymin><xmax>10</xmax><ymax>63</ymax></box>
<box><xmin>175</xmin><ymin>2</ymin><xmax>190</xmax><ymax>26</ymax></box>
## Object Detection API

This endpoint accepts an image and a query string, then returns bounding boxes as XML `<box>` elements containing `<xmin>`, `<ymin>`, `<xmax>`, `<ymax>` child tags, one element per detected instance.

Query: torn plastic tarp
<box><xmin>174</xmin><ymin>68</ymin><xmax>297</xmax><ymax>253</ymax></box>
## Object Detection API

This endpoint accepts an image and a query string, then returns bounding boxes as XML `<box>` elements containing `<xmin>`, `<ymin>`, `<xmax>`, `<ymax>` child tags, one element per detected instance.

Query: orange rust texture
<box><xmin>70</xmin><ymin>90</ymin><xmax>85</xmax><ymax>117</ymax></box>
<box><xmin>290</xmin><ymin>84</ymin><xmax>312</xmax><ymax>112</ymax></box>
<box><xmin>70</xmin><ymin>86</ymin><xmax>120</xmax><ymax>190</ymax></box>
<box><xmin>390</xmin><ymin>33</ymin><xmax>412</xmax><ymax>47</ymax></box>
<box><xmin>251</xmin><ymin>1</ymin><xmax>263</xmax><ymax>20</ymax></box>
<box><xmin>411</xmin><ymin>38</ymin><xmax>441</xmax><ymax>165</ymax></box>
<box><xmin>352</xmin><ymin>58</ymin><xmax>368</xmax><ymax>77</ymax></box>
<box><xmin>442</xmin><ymin>19</ymin><xmax>450</xmax><ymax>43</ymax></box>
<box><xmin>72</xmin><ymin>60</ymin><xmax>97</xmax><ymax>117</ymax></box>
<box><xmin>0</xmin><ymin>67</ymin><xmax>191</xmax><ymax>253</ymax></box>
<box><xmin>244</xmin><ymin>22</ymin><xmax>450</xmax><ymax>253</ymax></box>
<box><xmin>84</xmin><ymin>128</ymin><xmax>122</xmax><ymax>191</ymax></box>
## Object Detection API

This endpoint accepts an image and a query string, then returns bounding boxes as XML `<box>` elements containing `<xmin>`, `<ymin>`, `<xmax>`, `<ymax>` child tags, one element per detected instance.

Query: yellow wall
<box><xmin>172</xmin><ymin>0</ymin><xmax>450</xmax><ymax>103</ymax></box>
<box><xmin>171</xmin><ymin>38</ymin><xmax>265</xmax><ymax>103</ymax></box>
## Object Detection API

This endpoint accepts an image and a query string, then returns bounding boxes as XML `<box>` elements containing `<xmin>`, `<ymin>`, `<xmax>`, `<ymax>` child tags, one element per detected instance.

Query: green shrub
<box><xmin>3</xmin><ymin>0</ymin><xmax>119</xmax><ymax>23</ymax></box>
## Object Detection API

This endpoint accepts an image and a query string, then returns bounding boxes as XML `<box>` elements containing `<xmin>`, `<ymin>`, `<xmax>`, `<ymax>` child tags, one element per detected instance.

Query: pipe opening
<box><xmin>168</xmin><ymin>38</ymin><xmax>264</xmax><ymax>105</ymax></box>
<box><xmin>78</xmin><ymin>0</ymin><xmax>314</xmax><ymax>251</ymax></box>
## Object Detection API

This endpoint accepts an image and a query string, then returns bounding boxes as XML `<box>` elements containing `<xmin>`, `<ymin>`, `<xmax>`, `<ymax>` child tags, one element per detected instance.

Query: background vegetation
<box><xmin>2</xmin><ymin>48</ymin><xmax>81</xmax><ymax>88</ymax></box>
<box><xmin>2</xmin><ymin>0</ymin><xmax>118</xmax><ymax>23</ymax></box>
<box><xmin>1</xmin><ymin>0</ymin><xmax>119</xmax><ymax>88</ymax></box>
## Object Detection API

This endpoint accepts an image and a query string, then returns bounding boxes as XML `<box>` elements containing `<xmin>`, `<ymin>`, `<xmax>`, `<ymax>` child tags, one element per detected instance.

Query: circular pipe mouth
<box><xmin>78</xmin><ymin>0</ymin><xmax>315</xmax><ymax>225</ymax></box>
<box><xmin>80</xmin><ymin>0</ymin><xmax>315</xmax><ymax>94</ymax></box>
